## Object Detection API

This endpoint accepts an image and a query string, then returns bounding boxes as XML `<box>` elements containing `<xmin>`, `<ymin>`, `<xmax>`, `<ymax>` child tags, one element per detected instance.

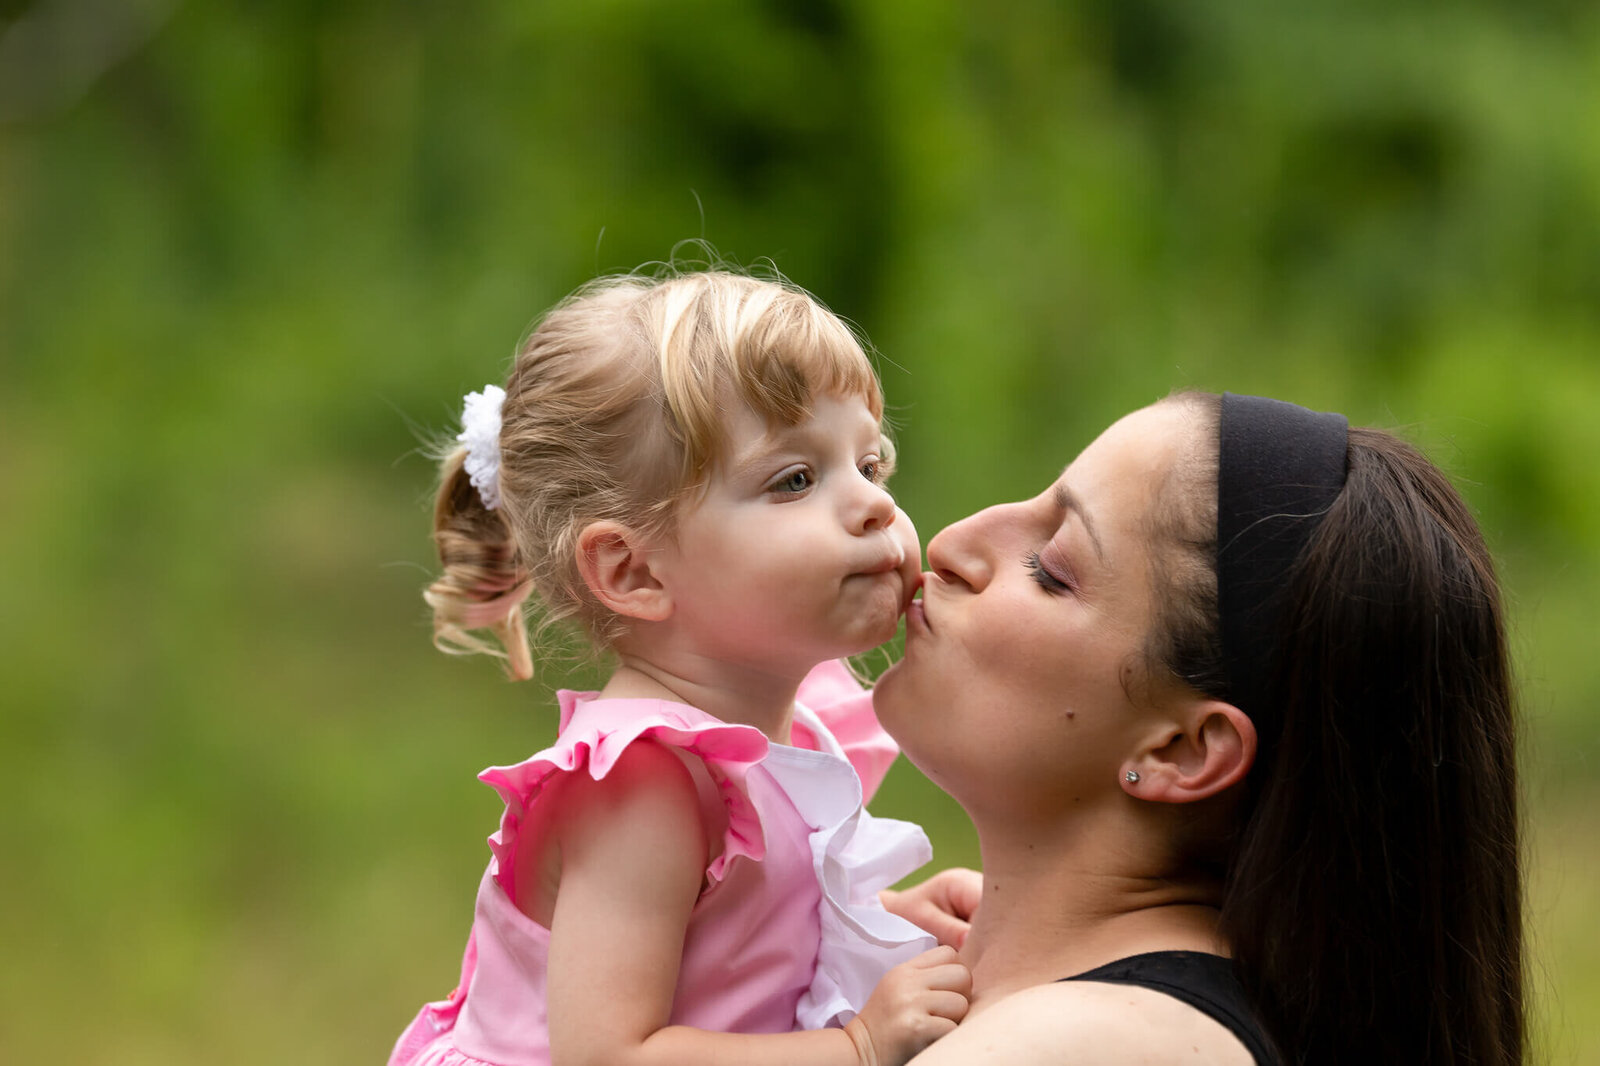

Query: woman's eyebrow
<box><xmin>1054</xmin><ymin>482</ymin><xmax>1106</xmax><ymax>564</ymax></box>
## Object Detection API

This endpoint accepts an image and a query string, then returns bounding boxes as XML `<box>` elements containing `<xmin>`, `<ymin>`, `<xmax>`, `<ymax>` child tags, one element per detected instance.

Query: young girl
<box><xmin>389</xmin><ymin>270</ymin><xmax>971</xmax><ymax>1066</ymax></box>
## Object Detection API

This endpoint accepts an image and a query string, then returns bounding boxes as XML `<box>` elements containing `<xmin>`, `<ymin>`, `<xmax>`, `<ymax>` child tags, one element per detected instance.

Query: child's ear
<box><xmin>575</xmin><ymin>521</ymin><xmax>672</xmax><ymax>622</ymax></box>
<box><xmin>1122</xmin><ymin>700</ymin><xmax>1257</xmax><ymax>804</ymax></box>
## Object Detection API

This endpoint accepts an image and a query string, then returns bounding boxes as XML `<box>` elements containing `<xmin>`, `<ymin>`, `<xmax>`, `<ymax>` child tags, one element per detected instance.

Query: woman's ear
<box><xmin>1123</xmin><ymin>701</ymin><xmax>1257</xmax><ymax>804</ymax></box>
<box><xmin>575</xmin><ymin>521</ymin><xmax>673</xmax><ymax>622</ymax></box>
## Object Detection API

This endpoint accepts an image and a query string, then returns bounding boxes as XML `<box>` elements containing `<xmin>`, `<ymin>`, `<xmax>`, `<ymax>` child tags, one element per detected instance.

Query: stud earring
<box><xmin>1124</xmin><ymin>770</ymin><xmax>1140</xmax><ymax>784</ymax></box>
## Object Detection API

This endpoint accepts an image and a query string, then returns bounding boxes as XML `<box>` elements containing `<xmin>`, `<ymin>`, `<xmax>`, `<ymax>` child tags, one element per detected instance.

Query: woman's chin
<box><xmin>870</xmin><ymin>662</ymin><xmax>948</xmax><ymax>784</ymax></box>
<box><xmin>871</xmin><ymin>656</ymin><xmax>911</xmax><ymax>720</ymax></box>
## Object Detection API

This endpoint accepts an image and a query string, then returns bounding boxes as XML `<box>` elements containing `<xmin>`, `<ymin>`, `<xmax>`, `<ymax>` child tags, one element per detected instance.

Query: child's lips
<box><xmin>857</xmin><ymin>550</ymin><xmax>906</xmax><ymax>576</ymax></box>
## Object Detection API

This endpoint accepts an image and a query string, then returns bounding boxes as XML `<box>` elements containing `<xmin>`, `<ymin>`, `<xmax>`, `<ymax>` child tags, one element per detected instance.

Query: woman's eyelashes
<box><xmin>1024</xmin><ymin>550</ymin><xmax>1075</xmax><ymax>595</ymax></box>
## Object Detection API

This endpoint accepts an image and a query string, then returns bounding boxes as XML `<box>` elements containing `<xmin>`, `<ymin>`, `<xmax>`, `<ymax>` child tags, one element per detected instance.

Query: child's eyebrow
<box><xmin>727</xmin><ymin>418</ymin><xmax>875</xmax><ymax>481</ymax></box>
<box><xmin>726</xmin><ymin>430</ymin><xmax>796</xmax><ymax>481</ymax></box>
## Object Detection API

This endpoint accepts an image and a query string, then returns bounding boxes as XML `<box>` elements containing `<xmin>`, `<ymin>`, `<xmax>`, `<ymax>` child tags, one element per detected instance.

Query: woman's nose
<box><xmin>926</xmin><ymin>504</ymin><xmax>1005</xmax><ymax>590</ymax></box>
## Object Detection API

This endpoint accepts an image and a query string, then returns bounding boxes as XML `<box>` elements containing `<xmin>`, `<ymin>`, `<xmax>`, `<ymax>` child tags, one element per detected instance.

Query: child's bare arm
<box><xmin>543</xmin><ymin>742</ymin><xmax>968</xmax><ymax>1066</ymax></box>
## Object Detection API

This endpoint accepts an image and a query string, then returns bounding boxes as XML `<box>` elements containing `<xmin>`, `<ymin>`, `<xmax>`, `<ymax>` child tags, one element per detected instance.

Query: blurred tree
<box><xmin>2</xmin><ymin>0</ymin><xmax>1597</xmax><ymax>1061</ymax></box>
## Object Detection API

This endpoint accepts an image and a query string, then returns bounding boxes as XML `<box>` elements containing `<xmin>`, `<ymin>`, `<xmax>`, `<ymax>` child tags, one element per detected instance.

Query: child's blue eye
<box><xmin>861</xmin><ymin>453</ymin><xmax>894</xmax><ymax>484</ymax></box>
<box><xmin>772</xmin><ymin>469</ymin><xmax>813</xmax><ymax>494</ymax></box>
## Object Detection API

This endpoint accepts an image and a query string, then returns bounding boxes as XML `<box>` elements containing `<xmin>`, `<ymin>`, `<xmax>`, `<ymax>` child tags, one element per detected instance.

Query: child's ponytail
<box><xmin>425</xmin><ymin>447</ymin><xmax>535</xmax><ymax>680</ymax></box>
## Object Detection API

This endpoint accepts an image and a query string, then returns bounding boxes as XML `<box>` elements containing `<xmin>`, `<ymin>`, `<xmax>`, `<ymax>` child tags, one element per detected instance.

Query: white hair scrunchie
<box><xmin>457</xmin><ymin>384</ymin><xmax>506</xmax><ymax>510</ymax></box>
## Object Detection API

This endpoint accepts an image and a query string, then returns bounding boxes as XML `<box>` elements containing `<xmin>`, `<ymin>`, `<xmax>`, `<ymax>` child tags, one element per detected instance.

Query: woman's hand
<box><xmin>880</xmin><ymin>868</ymin><xmax>982</xmax><ymax>949</ymax></box>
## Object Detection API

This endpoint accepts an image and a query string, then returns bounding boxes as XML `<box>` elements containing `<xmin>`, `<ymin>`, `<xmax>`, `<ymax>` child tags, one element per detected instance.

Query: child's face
<box><xmin>651</xmin><ymin>392</ymin><xmax>920</xmax><ymax>678</ymax></box>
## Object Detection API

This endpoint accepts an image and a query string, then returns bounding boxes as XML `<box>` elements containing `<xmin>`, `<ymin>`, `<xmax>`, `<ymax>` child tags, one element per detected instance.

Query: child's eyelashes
<box><xmin>768</xmin><ymin>467</ymin><xmax>814</xmax><ymax>495</ymax></box>
<box><xmin>1023</xmin><ymin>551</ymin><xmax>1074</xmax><ymax>595</ymax></box>
<box><xmin>765</xmin><ymin>455</ymin><xmax>894</xmax><ymax>496</ymax></box>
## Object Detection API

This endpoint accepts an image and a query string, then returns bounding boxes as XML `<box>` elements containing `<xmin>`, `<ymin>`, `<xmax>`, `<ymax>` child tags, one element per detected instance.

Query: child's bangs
<box><xmin>733</xmin><ymin>294</ymin><xmax>883</xmax><ymax>428</ymax></box>
<box><xmin>662</xmin><ymin>281</ymin><xmax>884</xmax><ymax>479</ymax></box>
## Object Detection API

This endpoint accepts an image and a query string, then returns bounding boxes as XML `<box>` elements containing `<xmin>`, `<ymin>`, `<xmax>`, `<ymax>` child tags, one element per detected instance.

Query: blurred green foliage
<box><xmin>2</xmin><ymin>1</ymin><xmax>1597</xmax><ymax>1062</ymax></box>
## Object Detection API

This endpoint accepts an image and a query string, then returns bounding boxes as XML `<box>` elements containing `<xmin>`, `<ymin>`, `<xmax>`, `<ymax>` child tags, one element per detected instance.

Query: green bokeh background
<box><xmin>3</xmin><ymin>2</ymin><xmax>1597</xmax><ymax>1062</ymax></box>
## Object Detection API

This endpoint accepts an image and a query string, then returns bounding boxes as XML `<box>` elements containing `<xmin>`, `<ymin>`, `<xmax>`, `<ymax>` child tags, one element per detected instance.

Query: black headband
<box><xmin>1217</xmin><ymin>393</ymin><xmax>1349</xmax><ymax>722</ymax></box>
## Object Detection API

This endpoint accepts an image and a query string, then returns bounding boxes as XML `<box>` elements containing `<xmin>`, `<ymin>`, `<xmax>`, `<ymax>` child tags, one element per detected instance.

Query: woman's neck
<box><xmin>601</xmin><ymin>655</ymin><xmax>802</xmax><ymax>743</ymax></box>
<box><xmin>958</xmin><ymin>813</ymin><xmax>1228</xmax><ymax>1011</ymax></box>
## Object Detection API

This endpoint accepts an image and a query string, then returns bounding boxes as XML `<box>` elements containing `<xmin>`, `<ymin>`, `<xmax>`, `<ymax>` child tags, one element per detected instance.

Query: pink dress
<box><xmin>388</xmin><ymin>660</ymin><xmax>935</xmax><ymax>1066</ymax></box>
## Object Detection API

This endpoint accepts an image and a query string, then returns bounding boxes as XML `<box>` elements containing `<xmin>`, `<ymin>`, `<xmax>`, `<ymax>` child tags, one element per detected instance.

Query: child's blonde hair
<box><xmin>425</xmin><ymin>268</ymin><xmax>888</xmax><ymax>680</ymax></box>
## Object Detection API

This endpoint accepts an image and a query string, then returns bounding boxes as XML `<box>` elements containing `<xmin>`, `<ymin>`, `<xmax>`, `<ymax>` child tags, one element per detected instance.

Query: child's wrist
<box><xmin>843</xmin><ymin>1015</ymin><xmax>879</xmax><ymax>1066</ymax></box>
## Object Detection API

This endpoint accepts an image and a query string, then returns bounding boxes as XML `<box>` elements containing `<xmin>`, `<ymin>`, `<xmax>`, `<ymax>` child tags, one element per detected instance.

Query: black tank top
<box><xmin>1059</xmin><ymin>951</ymin><xmax>1279</xmax><ymax>1065</ymax></box>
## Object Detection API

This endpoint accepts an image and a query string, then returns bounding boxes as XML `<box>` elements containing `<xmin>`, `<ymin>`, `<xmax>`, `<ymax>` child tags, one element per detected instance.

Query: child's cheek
<box><xmin>892</xmin><ymin>507</ymin><xmax>922</xmax><ymax>610</ymax></box>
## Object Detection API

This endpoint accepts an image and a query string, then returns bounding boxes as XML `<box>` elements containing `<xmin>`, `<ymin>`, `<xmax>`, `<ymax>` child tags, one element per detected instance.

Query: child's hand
<box><xmin>880</xmin><ymin>867</ymin><xmax>982</xmax><ymax>949</ymax></box>
<box><xmin>844</xmin><ymin>946</ymin><xmax>971</xmax><ymax>1066</ymax></box>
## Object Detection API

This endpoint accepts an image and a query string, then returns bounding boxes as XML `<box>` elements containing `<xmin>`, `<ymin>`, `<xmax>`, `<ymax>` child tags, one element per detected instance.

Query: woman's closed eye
<box><xmin>1024</xmin><ymin>551</ymin><xmax>1075</xmax><ymax>595</ymax></box>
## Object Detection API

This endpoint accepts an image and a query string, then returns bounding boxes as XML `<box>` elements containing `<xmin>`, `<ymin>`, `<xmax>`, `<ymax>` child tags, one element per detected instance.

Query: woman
<box><xmin>877</xmin><ymin>392</ymin><xmax>1523</xmax><ymax>1065</ymax></box>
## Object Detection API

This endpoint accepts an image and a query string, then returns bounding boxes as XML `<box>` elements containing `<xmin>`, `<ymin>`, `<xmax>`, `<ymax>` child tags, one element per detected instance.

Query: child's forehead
<box><xmin>736</xmin><ymin>388</ymin><xmax>879</xmax><ymax>436</ymax></box>
<box><xmin>702</xmin><ymin>389</ymin><xmax>873</xmax><ymax>464</ymax></box>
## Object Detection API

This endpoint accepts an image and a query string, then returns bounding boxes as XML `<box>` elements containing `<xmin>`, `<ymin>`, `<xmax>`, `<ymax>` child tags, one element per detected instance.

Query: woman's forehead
<box><xmin>1059</xmin><ymin>404</ymin><xmax>1191</xmax><ymax>514</ymax></box>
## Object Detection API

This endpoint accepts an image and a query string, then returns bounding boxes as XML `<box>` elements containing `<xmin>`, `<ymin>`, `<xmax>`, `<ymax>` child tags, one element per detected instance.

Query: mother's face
<box><xmin>876</xmin><ymin>403</ymin><xmax>1195</xmax><ymax>816</ymax></box>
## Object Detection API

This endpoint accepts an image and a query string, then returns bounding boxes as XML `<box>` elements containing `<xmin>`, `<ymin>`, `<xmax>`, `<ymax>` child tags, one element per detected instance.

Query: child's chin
<box><xmin>837</xmin><ymin>580</ymin><xmax>908</xmax><ymax>651</ymax></box>
<box><xmin>861</xmin><ymin>611</ymin><xmax>903</xmax><ymax>650</ymax></box>
<box><xmin>834</xmin><ymin>616</ymin><xmax>897</xmax><ymax>660</ymax></box>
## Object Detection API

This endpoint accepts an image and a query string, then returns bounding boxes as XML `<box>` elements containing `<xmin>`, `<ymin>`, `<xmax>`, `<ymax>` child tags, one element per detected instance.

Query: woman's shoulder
<box><xmin>908</xmin><ymin>976</ymin><xmax>1257</xmax><ymax>1065</ymax></box>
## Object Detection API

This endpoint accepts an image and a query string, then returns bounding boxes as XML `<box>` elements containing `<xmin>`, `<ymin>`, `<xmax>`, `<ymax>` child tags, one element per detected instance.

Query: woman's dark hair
<box><xmin>1150</xmin><ymin>391</ymin><xmax>1524</xmax><ymax>1066</ymax></box>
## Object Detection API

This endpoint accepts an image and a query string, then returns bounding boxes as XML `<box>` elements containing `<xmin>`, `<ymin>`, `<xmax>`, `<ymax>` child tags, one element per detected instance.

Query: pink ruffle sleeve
<box><xmin>476</xmin><ymin>692</ymin><xmax>772</xmax><ymax>900</ymax></box>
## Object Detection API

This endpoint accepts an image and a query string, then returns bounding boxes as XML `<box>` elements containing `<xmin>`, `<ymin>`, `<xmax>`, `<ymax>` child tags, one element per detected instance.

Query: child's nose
<box><xmin>855</xmin><ymin>479</ymin><xmax>898</xmax><ymax>533</ymax></box>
